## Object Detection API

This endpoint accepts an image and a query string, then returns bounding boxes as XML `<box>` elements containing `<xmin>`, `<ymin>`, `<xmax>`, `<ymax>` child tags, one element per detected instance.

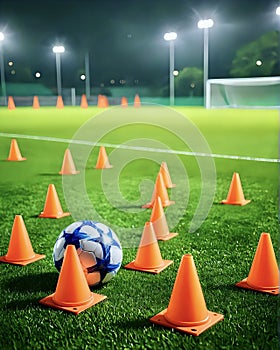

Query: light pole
<box><xmin>85</xmin><ymin>51</ymin><xmax>91</xmax><ymax>99</ymax></box>
<box><xmin>197</xmin><ymin>19</ymin><xmax>214</xmax><ymax>106</ymax></box>
<box><xmin>164</xmin><ymin>32</ymin><xmax>177</xmax><ymax>106</ymax></box>
<box><xmin>52</xmin><ymin>45</ymin><xmax>65</xmax><ymax>96</ymax></box>
<box><xmin>0</xmin><ymin>32</ymin><xmax>7</xmax><ymax>105</ymax></box>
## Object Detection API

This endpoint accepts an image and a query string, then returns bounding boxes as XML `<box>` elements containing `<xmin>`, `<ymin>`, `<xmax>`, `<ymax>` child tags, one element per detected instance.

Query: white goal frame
<box><xmin>206</xmin><ymin>76</ymin><xmax>280</xmax><ymax>109</ymax></box>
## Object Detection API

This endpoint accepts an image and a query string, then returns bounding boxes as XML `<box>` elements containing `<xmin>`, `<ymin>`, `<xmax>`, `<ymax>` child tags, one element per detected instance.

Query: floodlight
<box><xmin>52</xmin><ymin>45</ymin><xmax>65</xmax><ymax>54</ymax></box>
<box><xmin>164</xmin><ymin>32</ymin><xmax>177</xmax><ymax>41</ymax></box>
<box><xmin>197</xmin><ymin>19</ymin><xmax>214</xmax><ymax>29</ymax></box>
<box><xmin>276</xmin><ymin>6</ymin><xmax>280</xmax><ymax>16</ymax></box>
<box><xmin>0</xmin><ymin>32</ymin><xmax>4</xmax><ymax>41</ymax></box>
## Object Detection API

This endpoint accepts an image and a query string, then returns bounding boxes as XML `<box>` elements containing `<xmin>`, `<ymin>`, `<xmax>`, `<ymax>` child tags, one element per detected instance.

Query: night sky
<box><xmin>0</xmin><ymin>0</ymin><xmax>278</xmax><ymax>88</ymax></box>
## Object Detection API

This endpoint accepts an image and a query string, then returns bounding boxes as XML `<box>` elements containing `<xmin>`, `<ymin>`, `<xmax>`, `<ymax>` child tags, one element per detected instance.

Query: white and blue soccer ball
<box><xmin>53</xmin><ymin>220</ymin><xmax>122</xmax><ymax>286</ymax></box>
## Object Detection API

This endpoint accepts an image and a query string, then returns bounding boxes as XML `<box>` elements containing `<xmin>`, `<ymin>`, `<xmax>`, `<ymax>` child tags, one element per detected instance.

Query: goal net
<box><xmin>206</xmin><ymin>76</ymin><xmax>280</xmax><ymax>109</ymax></box>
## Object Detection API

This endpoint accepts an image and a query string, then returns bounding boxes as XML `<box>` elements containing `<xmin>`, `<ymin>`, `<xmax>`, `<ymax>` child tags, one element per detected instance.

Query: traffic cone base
<box><xmin>39</xmin><ymin>211</ymin><xmax>70</xmax><ymax>219</ymax></box>
<box><xmin>221</xmin><ymin>199</ymin><xmax>251</xmax><ymax>206</ymax></box>
<box><xmin>235</xmin><ymin>278</ymin><xmax>279</xmax><ymax>295</ymax></box>
<box><xmin>158</xmin><ymin>232</ymin><xmax>178</xmax><ymax>241</ymax></box>
<box><xmin>0</xmin><ymin>253</ymin><xmax>45</xmax><ymax>266</ymax></box>
<box><xmin>0</xmin><ymin>215</ymin><xmax>45</xmax><ymax>265</ymax></box>
<box><xmin>150</xmin><ymin>309</ymin><xmax>224</xmax><ymax>336</ymax></box>
<box><xmin>142</xmin><ymin>199</ymin><xmax>175</xmax><ymax>209</ymax></box>
<box><xmin>124</xmin><ymin>259</ymin><xmax>173</xmax><ymax>274</ymax></box>
<box><xmin>40</xmin><ymin>292</ymin><xmax>107</xmax><ymax>315</ymax></box>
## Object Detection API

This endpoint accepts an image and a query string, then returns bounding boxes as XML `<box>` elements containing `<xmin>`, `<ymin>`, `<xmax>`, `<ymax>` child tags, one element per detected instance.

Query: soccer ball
<box><xmin>53</xmin><ymin>220</ymin><xmax>122</xmax><ymax>286</ymax></box>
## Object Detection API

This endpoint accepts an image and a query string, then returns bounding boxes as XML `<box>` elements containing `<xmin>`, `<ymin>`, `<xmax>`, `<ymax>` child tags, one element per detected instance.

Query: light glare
<box><xmin>0</xmin><ymin>32</ymin><xmax>4</xmax><ymax>41</ymax></box>
<box><xmin>276</xmin><ymin>6</ymin><xmax>280</xmax><ymax>16</ymax></box>
<box><xmin>164</xmin><ymin>32</ymin><xmax>177</xmax><ymax>41</ymax></box>
<box><xmin>197</xmin><ymin>19</ymin><xmax>214</xmax><ymax>29</ymax></box>
<box><xmin>256</xmin><ymin>60</ymin><xmax>262</xmax><ymax>66</ymax></box>
<box><xmin>52</xmin><ymin>45</ymin><xmax>65</xmax><ymax>53</ymax></box>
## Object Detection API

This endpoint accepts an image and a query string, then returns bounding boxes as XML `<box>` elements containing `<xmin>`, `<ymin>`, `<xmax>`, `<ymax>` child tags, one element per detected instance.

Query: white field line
<box><xmin>0</xmin><ymin>132</ymin><xmax>279</xmax><ymax>163</ymax></box>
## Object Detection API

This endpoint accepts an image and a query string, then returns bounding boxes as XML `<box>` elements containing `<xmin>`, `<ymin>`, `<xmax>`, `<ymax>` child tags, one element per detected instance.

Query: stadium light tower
<box><xmin>197</xmin><ymin>19</ymin><xmax>214</xmax><ymax>106</ymax></box>
<box><xmin>0</xmin><ymin>32</ymin><xmax>7</xmax><ymax>105</ymax></box>
<box><xmin>52</xmin><ymin>45</ymin><xmax>65</xmax><ymax>96</ymax></box>
<box><xmin>164</xmin><ymin>31</ymin><xmax>177</xmax><ymax>106</ymax></box>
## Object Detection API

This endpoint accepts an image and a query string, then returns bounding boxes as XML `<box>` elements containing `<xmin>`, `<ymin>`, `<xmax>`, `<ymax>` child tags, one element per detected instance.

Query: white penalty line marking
<box><xmin>0</xmin><ymin>132</ymin><xmax>279</xmax><ymax>163</ymax></box>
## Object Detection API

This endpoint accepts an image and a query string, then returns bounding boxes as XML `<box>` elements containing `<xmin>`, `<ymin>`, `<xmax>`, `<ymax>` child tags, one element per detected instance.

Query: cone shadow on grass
<box><xmin>4</xmin><ymin>272</ymin><xmax>58</xmax><ymax>294</ymax></box>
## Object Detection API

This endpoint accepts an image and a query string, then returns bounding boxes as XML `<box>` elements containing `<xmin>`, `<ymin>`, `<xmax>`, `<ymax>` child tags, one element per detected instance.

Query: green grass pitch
<box><xmin>0</xmin><ymin>106</ymin><xmax>278</xmax><ymax>349</ymax></box>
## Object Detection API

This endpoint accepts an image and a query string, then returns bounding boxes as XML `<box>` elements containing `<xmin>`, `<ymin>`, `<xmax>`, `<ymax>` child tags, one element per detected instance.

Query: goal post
<box><xmin>206</xmin><ymin>76</ymin><xmax>280</xmax><ymax>109</ymax></box>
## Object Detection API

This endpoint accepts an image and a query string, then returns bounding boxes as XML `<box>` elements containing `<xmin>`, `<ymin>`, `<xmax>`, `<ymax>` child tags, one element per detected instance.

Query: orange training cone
<box><xmin>124</xmin><ymin>222</ymin><xmax>173</xmax><ymax>274</ymax></box>
<box><xmin>150</xmin><ymin>196</ymin><xmax>178</xmax><ymax>241</ymax></box>
<box><xmin>160</xmin><ymin>162</ymin><xmax>176</xmax><ymax>188</ymax></box>
<box><xmin>39</xmin><ymin>245</ymin><xmax>107</xmax><ymax>314</ymax></box>
<box><xmin>97</xmin><ymin>95</ymin><xmax>108</xmax><ymax>108</ymax></box>
<box><xmin>121</xmin><ymin>96</ymin><xmax>128</xmax><ymax>107</ymax></box>
<box><xmin>0</xmin><ymin>215</ymin><xmax>45</xmax><ymax>265</ymax></box>
<box><xmin>103</xmin><ymin>95</ymin><xmax>109</xmax><ymax>107</ymax></box>
<box><xmin>142</xmin><ymin>172</ymin><xmax>174</xmax><ymax>208</ymax></box>
<box><xmin>221</xmin><ymin>172</ymin><xmax>250</xmax><ymax>206</ymax></box>
<box><xmin>33</xmin><ymin>95</ymin><xmax>40</xmax><ymax>109</ymax></box>
<box><xmin>80</xmin><ymin>94</ymin><xmax>88</xmax><ymax>108</ymax></box>
<box><xmin>56</xmin><ymin>95</ymin><xmax>64</xmax><ymax>109</ymax></box>
<box><xmin>7</xmin><ymin>139</ymin><xmax>26</xmax><ymax>161</ymax></box>
<box><xmin>150</xmin><ymin>254</ymin><xmax>224</xmax><ymax>336</ymax></box>
<box><xmin>134</xmin><ymin>94</ymin><xmax>141</xmax><ymax>107</ymax></box>
<box><xmin>8</xmin><ymin>96</ymin><xmax>16</xmax><ymax>110</ymax></box>
<box><xmin>39</xmin><ymin>184</ymin><xmax>70</xmax><ymax>218</ymax></box>
<box><xmin>95</xmin><ymin>146</ymin><xmax>113</xmax><ymax>169</ymax></box>
<box><xmin>236</xmin><ymin>232</ymin><xmax>279</xmax><ymax>295</ymax></box>
<box><xmin>97</xmin><ymin>95</ymin><xmax>103</xmax><ymax>108</ymax></box>
<box><xmin>59</xmin><ymin>149</ymin><xmax>80</xmax><ymax>175</ymax></box>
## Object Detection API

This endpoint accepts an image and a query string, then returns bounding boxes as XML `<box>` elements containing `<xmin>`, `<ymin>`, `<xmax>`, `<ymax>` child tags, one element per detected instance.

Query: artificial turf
<box><xmin>0</xmin><ymin>106</ymin><xmax>278</xmax><ymax>349</ymax></box>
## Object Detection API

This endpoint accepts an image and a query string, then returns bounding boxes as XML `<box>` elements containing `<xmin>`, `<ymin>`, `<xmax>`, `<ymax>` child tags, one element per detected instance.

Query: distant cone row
<box><xmin>6</xmin><ymin>94</ymin><xmax>142</xmax><ymax>109</ymax></box>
